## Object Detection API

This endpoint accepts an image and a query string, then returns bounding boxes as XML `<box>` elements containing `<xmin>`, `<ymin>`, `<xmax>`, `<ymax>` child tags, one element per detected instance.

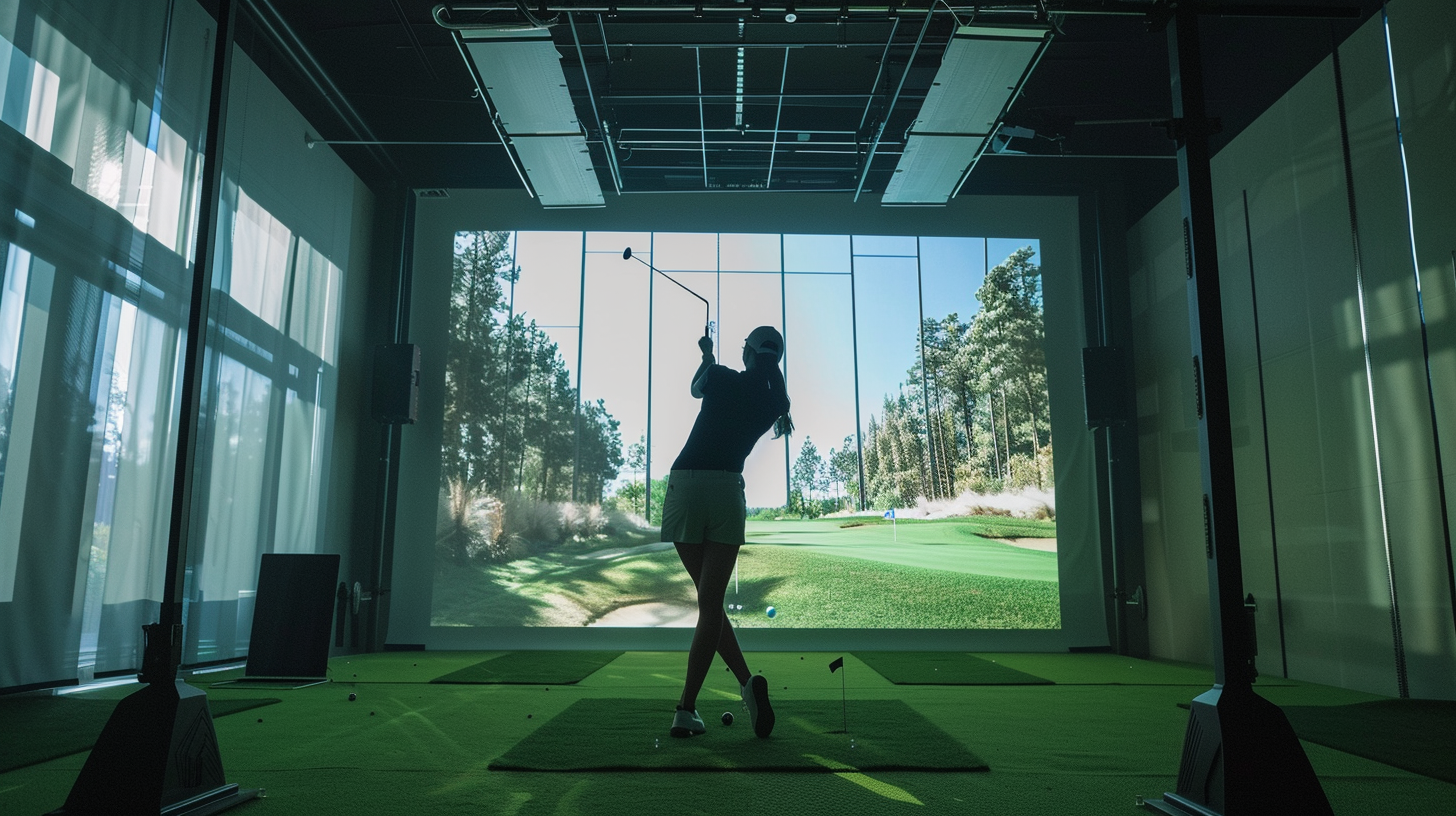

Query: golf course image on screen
<box><xmin>432</xmin><ymin>231</ymin><xmax>1058</xmax><ymax>629</ymax></box>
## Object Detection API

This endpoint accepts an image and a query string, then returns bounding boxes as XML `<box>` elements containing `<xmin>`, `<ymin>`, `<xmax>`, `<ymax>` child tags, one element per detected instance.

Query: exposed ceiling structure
<box><xmin>241</xmin><ymin>1</ymin><xmax>1380</xmax><ymax>216</ymax></box>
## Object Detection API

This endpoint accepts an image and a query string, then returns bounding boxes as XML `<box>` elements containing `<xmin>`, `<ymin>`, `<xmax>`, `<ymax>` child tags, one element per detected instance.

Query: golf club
<box><xmin>623</xmin><ymin>247</ymin><xmax>712</xmax><ymax>338</ymax></box>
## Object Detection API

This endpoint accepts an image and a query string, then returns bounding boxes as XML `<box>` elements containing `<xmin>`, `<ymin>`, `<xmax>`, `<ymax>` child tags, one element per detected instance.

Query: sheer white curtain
<box><xmin>274</xmin><ymin>239</ymin><xmax>340</xmax><ymax>554</ymax></box>
<box><xmin>93</xmin><ymin>305</ymin><xmax>180</xmax><ymax>672</ymax></box>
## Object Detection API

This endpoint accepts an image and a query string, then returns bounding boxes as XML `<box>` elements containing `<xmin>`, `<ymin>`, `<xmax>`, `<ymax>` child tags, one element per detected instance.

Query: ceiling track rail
<box><xmin>567</xmin><ymin>11</ymin><xmax>624</xmax><ymax>194</ymax></box>
<box><xmin>241</xmin><ymin>0</ymin><xmax>401</xmax><ymax>179</ymax></box>
<box><xmin>696</xmin><ymin>47</ymin><xmax>708</xmax><ymax>185</ymax></box>
<box><xmin>765</xmin><ymin>48</ymin><xmax>791</xmax><ymax>189</ymax></box>
<box><xmin>852</xmin><ymin>5</ymin><xmax>933</xmax><ymax>202</ymax></box>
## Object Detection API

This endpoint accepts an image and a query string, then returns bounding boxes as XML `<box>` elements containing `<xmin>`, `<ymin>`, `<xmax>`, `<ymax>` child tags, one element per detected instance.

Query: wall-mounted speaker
<box><xmin>1083</xmin><ymin>345</ymin><xmax>1130</xmax><ymax>429</ymax></box>
<box><xmin>372</xmin><ymin>343</ymin><xmax>420</xmax><ymax>424</ymax></box>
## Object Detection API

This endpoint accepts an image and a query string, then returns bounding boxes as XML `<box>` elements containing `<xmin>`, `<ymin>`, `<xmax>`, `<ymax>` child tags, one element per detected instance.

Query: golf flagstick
<box><xmin>829</xmin><ymin>656</ymin><xmax>847</xmax><ymax>735</ymax></box>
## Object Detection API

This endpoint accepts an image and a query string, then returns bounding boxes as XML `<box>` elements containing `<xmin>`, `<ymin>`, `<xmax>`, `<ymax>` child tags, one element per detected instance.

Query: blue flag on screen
<box><xmin>883</xmin><ymin>508</ymin><xmax>895</xmax><ymax>520</ymax></box>
<box><xmin>829</xmin><ymin>657</ymin><xmax>844</xmax><ymax>673</ymax></box>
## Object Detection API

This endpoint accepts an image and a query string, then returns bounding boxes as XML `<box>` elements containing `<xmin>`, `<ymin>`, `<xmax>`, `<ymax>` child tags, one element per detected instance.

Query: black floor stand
<box><xmin>1143</xmin><ymin>685</ymin><xmax>1330</xmax><ymax>816</ymax></box>
<box><xmin>48</xmin><ymin>677</ymin><xmax>258</xmax><ymax>816</ymax></box>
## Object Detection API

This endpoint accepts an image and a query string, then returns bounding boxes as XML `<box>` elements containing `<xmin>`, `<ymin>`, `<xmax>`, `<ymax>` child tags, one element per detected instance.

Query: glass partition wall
<box><xmin>434</xmin><ymin>230</ymin><xmax>1059</xmax><ymax>631</ymax></box>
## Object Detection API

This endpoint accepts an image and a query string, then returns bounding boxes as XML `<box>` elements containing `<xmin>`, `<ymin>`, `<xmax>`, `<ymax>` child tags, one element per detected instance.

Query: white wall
<box><xmin>1130</xmin><ymin>0</ymin><xmax>1456</xmax><ymax>698</ymax></box>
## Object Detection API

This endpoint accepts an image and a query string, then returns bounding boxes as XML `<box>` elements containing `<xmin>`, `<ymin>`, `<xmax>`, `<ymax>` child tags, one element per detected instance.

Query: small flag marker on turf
<box><xmin>829</xmin><ymin>657</ymin><xmax>848</xmax><ymax>735</ymax></box>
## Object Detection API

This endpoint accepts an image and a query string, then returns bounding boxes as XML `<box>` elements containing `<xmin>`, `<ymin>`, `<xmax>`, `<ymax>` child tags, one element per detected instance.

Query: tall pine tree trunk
<box><xmin>1000</xmin><ymin>387</ymin><xmax>1012</xmax><ymax>479</ymax></box>
<box><xmin>1022</xmin><ymin>378</ymin><xmax>1041</xmax><ymax>453</ymax></box>
<box><xmin>988</xmin><ymin>398</ymin><xmax>1001</xmax><ymax>479</ymax></box>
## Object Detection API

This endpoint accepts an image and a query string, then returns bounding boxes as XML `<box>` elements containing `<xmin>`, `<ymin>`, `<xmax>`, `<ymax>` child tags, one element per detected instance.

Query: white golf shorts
<box><xmin>659</xmin><ymin>469</ymin><xmax>747</xmax><ymax>546</ymax></box>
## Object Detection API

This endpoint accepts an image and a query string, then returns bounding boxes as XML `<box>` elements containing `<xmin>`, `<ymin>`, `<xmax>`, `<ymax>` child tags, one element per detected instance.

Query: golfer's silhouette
<box><xmin>661</xmin><ymin>325</ymin><xmax>793</xmax><ymax>739</ymax></box>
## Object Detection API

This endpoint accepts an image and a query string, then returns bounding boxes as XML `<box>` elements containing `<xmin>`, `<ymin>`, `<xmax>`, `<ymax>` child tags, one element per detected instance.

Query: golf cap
<box><xmin>745</xmin><ymin>326</ymin><xmax>784</xmax><ymax>362</ymax></box>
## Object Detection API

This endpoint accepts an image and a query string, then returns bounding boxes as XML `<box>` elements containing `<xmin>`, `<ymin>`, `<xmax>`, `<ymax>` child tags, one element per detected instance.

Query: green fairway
<box><xmin>729</xmin><ymin>545</ymin><xmax>1058</xmax><ymax>628</ymax></box>
<box><xmin>745</xmin><ymin>518</ymin><xmax>1058</xmax><ymax>583</ymax></box>
<box><xmin>432</xmin><ymin>516</ymin><xmax>1059</xmax><ymax>629</ymax></box>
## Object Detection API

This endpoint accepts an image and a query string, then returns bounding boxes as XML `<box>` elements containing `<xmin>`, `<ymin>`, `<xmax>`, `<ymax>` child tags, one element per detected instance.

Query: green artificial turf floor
<box><xmin>491</xmin><ymin>698</ymin><xmax>986</xmax><ymax>772</ymax></box>
<box><xmin>430</xmin><ymin>651</ymin><xmax>623</xmax><ymax>685</ymax></box>
<box><xmin>2</xmin><ymin>651</ymin><xmax>1452</xmax><ymax>816</ymax></box>
<box><xmin>853</xmin><ymin>652</ymin><xmax>1053</xmax><ymax>685</ymax></box>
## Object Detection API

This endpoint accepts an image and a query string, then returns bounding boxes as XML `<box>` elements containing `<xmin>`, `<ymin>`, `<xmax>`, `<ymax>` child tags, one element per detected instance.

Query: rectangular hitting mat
<box><xmin>489</xmin><ymin>698</ymin><xmax>989</xmax><ymax>772</ymax></box>
<box><xmin>430</xmin><ymin>650</ymin><xmax>623</xmax><ymax>685</ymax></box>
<box><xmin>853</xmin><ymin>652</ymin><xmax>1053</xmax><ymax>685</ymax></box>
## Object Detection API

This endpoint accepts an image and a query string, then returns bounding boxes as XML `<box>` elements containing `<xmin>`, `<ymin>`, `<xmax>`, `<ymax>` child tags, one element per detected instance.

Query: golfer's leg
<box><xmin>675</xmin><ymin>542</ymin><xmax>751</xmax><ymax>686</ymax></box>
<box><xmin>677</xmin><ymin>542</ymin><xmax>741</xmax><ymax>712</ymax></box>
<box><xmin>714</xmin><ymin>607</ymin><xmax>752</xmax><ymax>688</ymax></box>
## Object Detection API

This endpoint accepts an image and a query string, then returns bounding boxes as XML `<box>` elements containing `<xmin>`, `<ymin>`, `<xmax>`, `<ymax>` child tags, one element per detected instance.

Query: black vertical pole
<box><xmin>572</xmin><ymin>231</ymin><xmax>586</xmax><ymax>503</ymax></box>
<box><xmin>153</xmin><ymin>0</ymin><xmax>236</xmax><ymax>680</ymax></box>
<box><xmin>1145</xmin><ymin>6</ymin><xmax>1331</xmax><ymax>815</ymax></box>
<box><xmin>849</xmin><ymin>244</ymin><xmax>866</xmax><ymax>511</ymax></box>
<box><xmin>1242</xmin><ymin>189</ymin><xmax>1290</xmax><ymax>679</ymax></box>
<box><xmin>368</xmin><ymin>189</ymin><xmax>415</xmax><ymax>653</ymax></box>
<box><xmin>645</xmin><ymin>234</ymin><xmax>655</xmax><ymax>523</ymax></box>
<box><xmin>60</xmin><ymin>2</ymin><xmax>258</xmax><ymax>811</ymax></box>
<box><xmin>782</xmin><ymin>234</ymin><xmax>791</xmax><ymax>508</ymax></box>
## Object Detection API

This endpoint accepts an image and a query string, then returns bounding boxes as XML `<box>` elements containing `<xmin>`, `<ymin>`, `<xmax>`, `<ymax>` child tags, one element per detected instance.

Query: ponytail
<box><xmin>754</xmin><ymin>350</ymin><xmax>794</xmax><ymax>439</ymax></box>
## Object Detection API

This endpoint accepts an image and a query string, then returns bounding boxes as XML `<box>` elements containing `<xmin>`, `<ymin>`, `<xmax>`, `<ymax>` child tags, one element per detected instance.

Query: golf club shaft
<box><xmin>626</xmin><ymin>253</ymin><xmax>711</xmax><ymax>337</ymax></box>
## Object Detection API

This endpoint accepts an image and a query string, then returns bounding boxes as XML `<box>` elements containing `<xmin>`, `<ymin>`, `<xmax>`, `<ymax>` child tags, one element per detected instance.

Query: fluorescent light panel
<box><xmin>463</xmin><ymin>28</ymin><xmax>603</xmax><ymax>207</ymax></box>
<box><xmin>511</xmin><ymin>134</ymin><xmax>604</xmax><ymax>208</ymax></box>
<box><xmin>882</xmin><ymin>24</ymin><xmax>1047</xmax><ymax>205</ymax></box>
<box><xmin>882</xmin><ymin>135</ymin><xmax>983</xmax><ymax>204</ymax></box>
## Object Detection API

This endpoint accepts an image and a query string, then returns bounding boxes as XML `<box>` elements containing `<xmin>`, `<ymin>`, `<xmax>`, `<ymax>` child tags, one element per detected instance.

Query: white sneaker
<box><xmin>741</xmin><ymin>675</ymin><xmax>775</xmax><ymax>738</ymax></box>
<box><xmin>670</xmin><ymin>707</ymin><xmax>706</xmax><ymax>738</ymax></box>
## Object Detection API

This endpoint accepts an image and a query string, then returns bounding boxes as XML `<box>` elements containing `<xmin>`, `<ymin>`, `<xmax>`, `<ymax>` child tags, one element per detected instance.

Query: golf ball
<box><xmin>722</xmin><ymin>711</ymin><xmax>734</xmax><ymax>726</ymax></box>
<box><xmin>766</xmin><ymin>606</ymin><xmax>777</xmax><ymax>618</ymax></box>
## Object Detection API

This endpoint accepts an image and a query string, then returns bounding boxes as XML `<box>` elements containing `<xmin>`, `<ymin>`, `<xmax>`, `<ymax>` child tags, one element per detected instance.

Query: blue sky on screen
<box><xmin>489</xmin><ymin>230</ymin><xmax>1039</xmax><ymax>508</ymax></box>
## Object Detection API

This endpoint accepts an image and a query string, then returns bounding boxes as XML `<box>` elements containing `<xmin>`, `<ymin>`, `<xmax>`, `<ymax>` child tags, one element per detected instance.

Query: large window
<box><xmin>0</xmin><ymin>0</ymin><xmax>354</xmax><ymax>689</ymax></box>
<box><xmin>434</xmin><ymin>231</ymin><xmax>1059</xmax><ymax>630</ymax></box>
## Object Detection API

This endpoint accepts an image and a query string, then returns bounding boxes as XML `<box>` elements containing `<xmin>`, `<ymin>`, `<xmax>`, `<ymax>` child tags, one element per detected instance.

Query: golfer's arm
<box><xmin>690</xmin><ymin>357</ymin><xmax>713</xmax><ymax>399</ymax></box>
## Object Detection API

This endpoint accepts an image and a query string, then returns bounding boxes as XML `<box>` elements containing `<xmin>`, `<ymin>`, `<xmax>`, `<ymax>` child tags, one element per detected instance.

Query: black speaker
<box><xmin>372</xmin><ymin>343</ymin><xmax>420</xmax><ymax>424</ymax></box>
<box><xmin>1082</xmin><ymin>345</ymin><xmax>1130</xmax><ymax>429</ymax></box>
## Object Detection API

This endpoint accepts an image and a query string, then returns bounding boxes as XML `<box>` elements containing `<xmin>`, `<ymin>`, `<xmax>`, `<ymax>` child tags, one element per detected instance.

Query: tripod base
<box><xmin>1142</xmin><ymin>685</ymin><xmax>1332</xmax><ymax>816</ymax></box>
<box><xmin>50</xmin><ymin>679</ymin><xmax>257</xmax><ymax>815</ymax></box>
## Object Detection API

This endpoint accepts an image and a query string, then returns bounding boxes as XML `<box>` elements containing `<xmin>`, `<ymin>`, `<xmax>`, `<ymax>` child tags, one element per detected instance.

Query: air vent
<box><xmin>416</xmin><ymin>188</ymin><xmax>450</xmax><ymax>198</ymax></box>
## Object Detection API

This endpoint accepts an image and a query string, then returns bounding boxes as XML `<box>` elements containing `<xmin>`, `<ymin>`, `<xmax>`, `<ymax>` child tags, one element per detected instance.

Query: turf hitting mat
<box><xmin>429</xmin><ymin>650</ymin><xmax>623</xmax><ymax>685</ymax></box>
<box><xmin>489</xmin><ymin>698</ymin><xmax>989</xmax><ymax>772</ymax></box>
<box><xmin>0</xmin><ymin>696</ymin><xmax>280</xmax><ymax>772</ymax></box>
<box><xmin>853</xmin><ymin>652</ymin><xmax>1053</xmax><ymax>685</ymax></box>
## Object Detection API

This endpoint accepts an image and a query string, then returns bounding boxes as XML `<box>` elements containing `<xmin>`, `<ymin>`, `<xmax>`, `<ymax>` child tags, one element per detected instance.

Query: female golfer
<box><xmin>664</xmin><ymin>325</ymin><xmax>792</xmax><ymax>739</ymax></box>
